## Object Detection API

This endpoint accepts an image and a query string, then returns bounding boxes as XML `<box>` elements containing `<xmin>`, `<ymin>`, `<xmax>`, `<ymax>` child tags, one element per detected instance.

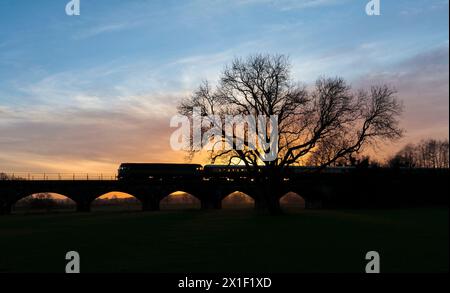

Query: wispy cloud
<box><xmin>235</xmin><ymin>0</ymin><xmax>346</xmax><ymax>10</ymax></box>
<box><xmin>354</xmin><ymin>45</ymin><xmax>449</xmax><ymax>154</ymax></box>
<box><xmin>0</xmin><ymin>0</ymin><xmax>447</xmax><ymax>171</ymax></box>
<box><xmin>400</xmin><ymin>0</ymin><xmax>449</xmax><ymax>16</ymax></box>
<box><xmin>0</xmin><ymin>104</ymin><xmax>186</xmax><ymax>172</ymax></box>
<box><xmin>73</xmin><ymin>20</ymin><xmax>143</xmax><ymax>40</ymax></box>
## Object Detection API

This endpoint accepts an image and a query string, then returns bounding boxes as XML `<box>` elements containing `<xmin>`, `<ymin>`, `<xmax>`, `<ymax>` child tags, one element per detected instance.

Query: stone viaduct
<box><xmin>0</xmin><ymin>168</ymin><xmax>448</xmax><ymax>215</ymax></box>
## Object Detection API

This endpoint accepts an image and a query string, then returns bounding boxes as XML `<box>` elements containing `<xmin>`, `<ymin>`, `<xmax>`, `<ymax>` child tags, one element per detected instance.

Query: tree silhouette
<box><xmin>178</xmin><ymin>54</ymin><xmax>403</xmax><ymax>213</ymax></box>
<box><xmin>389</xmin><ymin>139</ymin><xmax>449</xmax><ymax>168</ymax></box>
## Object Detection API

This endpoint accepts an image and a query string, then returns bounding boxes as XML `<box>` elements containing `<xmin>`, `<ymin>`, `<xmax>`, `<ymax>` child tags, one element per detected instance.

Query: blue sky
<box><xmin>0</xmin><ymin>0</ymin><xmax>448</xmax><ymax>172</ymax></box>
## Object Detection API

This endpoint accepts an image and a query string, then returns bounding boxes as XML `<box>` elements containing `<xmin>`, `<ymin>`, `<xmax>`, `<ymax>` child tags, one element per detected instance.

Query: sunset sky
<box><xmin>0</xmin><ymin>0</ymin><xmax>448</xmax><ymax>174</ymax></box>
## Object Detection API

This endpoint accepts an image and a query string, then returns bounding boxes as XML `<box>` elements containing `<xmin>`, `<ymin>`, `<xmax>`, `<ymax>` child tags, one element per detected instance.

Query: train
<box><xmin>117</xmin><ymin>163</ymin><xmax>202</xmax><ymax>180</ymax></box>
<box><xmin>117</xmin><ymin>163</ymin><xmax>356</xmax><ymax>180</ymax></box>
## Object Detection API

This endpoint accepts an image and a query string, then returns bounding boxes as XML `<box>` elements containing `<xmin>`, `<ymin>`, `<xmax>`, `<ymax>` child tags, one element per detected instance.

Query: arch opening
<box><xmin>91</xmin><ymin>192</ymin><xmax>141</xmax><ymax>212</ymax></box>
<box><xmin>222</xmin><ymin>191</ymin><xmax>255</xmax><ymax>209</ymax></box>
<box><xmin>13</xmin><ymin>193</ymin><xmax>76</xmax><ymax>214</ymax></box>
<box><xmin>160</xmin><ymin>191</ymin><xmax>201</xmax><ymax>210</ymax></box>
<box><xmin>279</xmin><ymin>192</ymin><xmax>306</xmax><ymax>211</ymax></box>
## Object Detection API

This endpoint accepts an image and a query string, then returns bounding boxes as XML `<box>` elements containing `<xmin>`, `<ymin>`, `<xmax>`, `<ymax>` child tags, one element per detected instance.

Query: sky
<box><xmin>0</xmin><ymin>0</ymin><xmax>448</xmax><ymax>174</ymax></box>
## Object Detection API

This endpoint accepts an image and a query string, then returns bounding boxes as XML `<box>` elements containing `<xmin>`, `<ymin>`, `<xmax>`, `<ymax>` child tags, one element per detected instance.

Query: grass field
<box><xmin>0</xmin><ymin>207</ymin><xmax>448</xmax><ymax>273</ymax></box>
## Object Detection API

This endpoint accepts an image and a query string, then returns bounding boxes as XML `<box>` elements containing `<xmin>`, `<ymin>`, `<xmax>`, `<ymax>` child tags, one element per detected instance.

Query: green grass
<box><xmin>0</xmin><ymin>208</ymin><xmax>448</xmax><ymax>273</ymax></box>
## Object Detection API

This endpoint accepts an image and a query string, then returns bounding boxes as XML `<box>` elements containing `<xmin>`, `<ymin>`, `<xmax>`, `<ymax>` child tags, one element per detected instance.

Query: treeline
<box><xmin>92</xmin><ymin>196</ymin><xmax>141</xmax><ymax>206</ymax></box>
<box><xmin>388</xmin><ymin>139</ymin><xmax>449</xmax><ymax>168</ymax></box>
<box><xmin>14</xmin><ymin>193</ymin><xmax>75</xmax><ymax>211</ymax></box>
<box><xmin>310</xmin><ymin>138</ymin><xmax>449</xmax><ymax>169</ymax></box>
<box><xmin>0</xmin><ymin>173</ymin><xmax>26</xmax><ymax>180</ymax></box>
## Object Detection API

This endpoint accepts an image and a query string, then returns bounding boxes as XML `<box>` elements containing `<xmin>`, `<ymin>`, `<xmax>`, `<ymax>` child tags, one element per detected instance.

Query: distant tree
<box><xmin>388</xmin><ymin>143</ymin><xmax>417</xmax><ymax>168</ymax></box>
<box><xmin>389</xmin><ymin>139</ymin><xmax>449</xmax><ymax>168</ymax></box>
<box><xmin>350</xmin><ymin>155</ymin><xmax>381</xmax><ymax>168</ymax></box>
<box><xmin>0</xmin><ymin>173</ymin><xmax>26</xmax><ymax>180</ymax></box>
<box><xmin>178</xmin><ymin>54</ymin><xmax>404</xmax><ymax>213</ymax></box>
<box><xmin>308</xmin><ymin>152</ymin><xmax>381</xmax><ymax>168</ymax></box>
<box><xmin>27</xmin><ymin>193</ymin><xmax>57</xmax><ymax>211</ymax></box>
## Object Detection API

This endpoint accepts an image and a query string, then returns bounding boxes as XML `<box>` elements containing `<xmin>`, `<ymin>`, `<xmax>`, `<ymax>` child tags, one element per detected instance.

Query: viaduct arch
<box><xmin>1</xmin><ymin>169</ymin><xmax>448</xmax><ymax>215</ymax></box>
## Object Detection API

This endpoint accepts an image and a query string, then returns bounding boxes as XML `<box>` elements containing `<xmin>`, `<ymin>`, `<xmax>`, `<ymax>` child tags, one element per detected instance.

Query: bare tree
<box><xmin>389</xmin><ymin>139</ymin><xmax>449</xmax><ymax>168</ymax></box>
<box><xmin>388</xmin><ymin>143</ymin><xmax>417</xmax><ymax>168</ymax></box>
<box><xmin>178</xmin><ymin>54</ymin><xmax>403</xmax><ymax>212</ymax></box>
